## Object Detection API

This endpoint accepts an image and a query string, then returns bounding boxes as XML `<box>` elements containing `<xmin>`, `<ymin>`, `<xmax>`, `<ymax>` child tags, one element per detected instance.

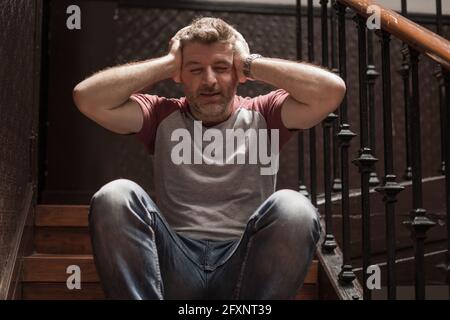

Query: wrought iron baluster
<box><xmin>322</xmin><ymin>115</ymin><xmax>338</xmax><ymax>254</ymax></box>
<box><xmin>431</xmin><ymin>2</ymin><xmax>446</xmax><ymax>299</ymax></box>
<box><xmin>331</xmin><ymin>0</ymin><xmax>342</xmax><ymax>193</ymax></box>
<box><xmin>335</xmin><ymin>2</ymin><xmax>356</xmax><ymax>284</ymax></box>
<box><xmin>296</xmin><ymin>0</ymin><xmax>309</xmax><ymax>197</ymax></box>
<box><xmin>352</xmin><ymin>14</ymin><xmax>378</xmax><ymax>300</ymax></box>
<box><xmin>320</xmin><ymin>0</ymin><xmax>338</xmax><ymax>253</ymax></box>
<box><xmin>403</xmin><ymin>48</ymin><xmax>436</xmax><ymax>300</ymax></box>
<box><xmin>367</xmin><ymin>29</ymin><xmax>380</xmax><ymax>186</ymax></box>
<box><xmin>399</xmin><ymin>0</ymin><xmax>413</xmax><ymax>180</ymax></box>
<box><xmin>321</xmin><ymin>0</ymin><xmax>329</xmax><ymax>67</ymax></box>
<box><xmin>308</xmin><ymin>0</ymin><xmax>317</xmax><ymax>208</ymax></box>
<box><xmin>374</xmin><ymin>31</ymin><xmax>405</xmax><ymax>300</ymax></box>
<box><xmin>430</xmin><ymin>19</ymin><xmax>447</xmax><ymax>296</ymax></box>
<box><xmin>434</xmin><ymin>0</ymin><xmax>445</xmax><ymax>175</ymax></box>
<box><xmin>443</xmin><ymin>69</ymin><xmax>450</xmax><ymax>300</ymax></box>
<box><xmin>440</xmin><ymin>0</ymin><xmax>449</xmax><ymax>293</ymax></box>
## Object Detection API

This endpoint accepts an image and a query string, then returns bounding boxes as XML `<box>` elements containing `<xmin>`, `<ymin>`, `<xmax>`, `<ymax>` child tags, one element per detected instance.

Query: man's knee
<box><xmin>89</xmin><ymin>178</ymin><xmax>142</xmax><ymax>228</ymax></box>
<box><xmin>262</xmin><ymin>189</ymin><xmax>321</xmax><ymax>239</ymax></box>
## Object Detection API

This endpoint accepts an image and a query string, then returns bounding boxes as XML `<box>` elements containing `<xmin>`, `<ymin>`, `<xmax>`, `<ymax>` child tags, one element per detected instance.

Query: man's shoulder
<box><xmin>235</xmin><ymin>89</ymin><xmax>288</xmax><ymax>111</ymax></box>
<box><xmin>130</xmin><ymin>94</ymin><xmax>189</xmax><ymax>132</ymax></box>
<box><xmin>131</xmin><ymin>93</ymin><xmax>188</xmax><ymax>112</ymax></box>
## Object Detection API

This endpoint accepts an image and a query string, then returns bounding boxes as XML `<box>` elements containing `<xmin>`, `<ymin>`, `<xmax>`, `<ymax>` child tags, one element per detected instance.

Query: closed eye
<box><xmin>189</xmin><ymin>66</ymin><xmax>230</xmax><ymax>74</ymax></box>
<box><xmin>214</xmin><ymin>67</ymin><xmax>229</xmax><ymax>73</ymax></box>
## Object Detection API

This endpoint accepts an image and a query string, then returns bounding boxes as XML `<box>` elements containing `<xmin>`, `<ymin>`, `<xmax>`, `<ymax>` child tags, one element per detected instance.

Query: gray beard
<box><xmin>188</xmin><ymin>97</ymin><xmax>232</xmax><ymax>122</ymax></box>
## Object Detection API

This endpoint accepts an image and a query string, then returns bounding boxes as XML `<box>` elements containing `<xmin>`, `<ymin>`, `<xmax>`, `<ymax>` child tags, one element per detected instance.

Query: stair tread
<box><xmin>22</xmin><ymin>253</ymin><xmax>318</xmax><ymax>285</ymax></box>
<box><xmin>22</xmin><ymin>282</ymin><xmax>105</xmax><ymax>300</ymax></box>
<box><xmin>36</xmin><ymin>204</ymin><xmax>89</xmax><ymax>227</ymax></box>
<box><xmin>25</xmin><ymin>253</ymin><xmax>93</xmax><ymax>259</ymax></box>
<box><xmin>22</xmin><ymin>282</ymin><xmax>317</xmax><ymax>300</ymax></box>
<box><xmin>23</xmin><ymin>253</ymin><xmax>98</xmax><ymax>282</ymax></box>
<box><xmin>34</xmin><ymin>226</ymin><xmax>92</xmax><ymax>254</ymax></box>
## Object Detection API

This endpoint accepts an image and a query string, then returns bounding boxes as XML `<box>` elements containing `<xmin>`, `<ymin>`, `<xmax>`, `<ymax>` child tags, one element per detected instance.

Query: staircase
<box><xmin>20</xmin><ymin>204</ymin><xmax>320</xmax><ymax>300</ymax></box>
<box><xmin>21</xmin><ymin>205</ymin><xmax>103</xmax><ymax>299</ymax></box>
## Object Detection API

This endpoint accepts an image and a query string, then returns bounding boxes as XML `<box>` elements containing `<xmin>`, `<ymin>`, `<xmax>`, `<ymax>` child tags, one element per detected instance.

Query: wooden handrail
<box><xmin>338</xmin><ymin>0</ymin><xmax>450</xmax><ymax>69</ymax></box>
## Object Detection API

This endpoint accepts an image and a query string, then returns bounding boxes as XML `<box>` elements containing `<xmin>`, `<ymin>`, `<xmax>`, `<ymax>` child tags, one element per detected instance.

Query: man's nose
<box><xmin>201</xmin><ymin>67</ymin><xmax>217</xmax><ymax>86</ymax></box>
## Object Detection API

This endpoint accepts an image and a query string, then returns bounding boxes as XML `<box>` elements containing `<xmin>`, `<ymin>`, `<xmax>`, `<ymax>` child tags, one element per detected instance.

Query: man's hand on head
<box><xmin>232</xmin><ymin>29</ymin><xmax>250</xmax><ymax>83</ymax></box>
<box><xmin>168</xmin><ymin>27</ymin><xmax>189</xmax><ymax>83</ymax></box>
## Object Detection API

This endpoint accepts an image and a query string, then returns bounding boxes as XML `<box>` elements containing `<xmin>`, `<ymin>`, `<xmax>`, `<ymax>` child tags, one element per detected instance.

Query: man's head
<box><xmin>176</xmin><ymin>17</ymin><xmax>240</xmax><ymax>125</ymax></box>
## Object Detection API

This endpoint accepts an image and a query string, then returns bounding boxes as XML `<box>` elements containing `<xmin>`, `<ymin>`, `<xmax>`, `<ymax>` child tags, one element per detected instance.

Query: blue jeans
<box><xmin>89</xmin><ymin>179</ymin><xmax>321</xmax><ymax>300</ymax></box>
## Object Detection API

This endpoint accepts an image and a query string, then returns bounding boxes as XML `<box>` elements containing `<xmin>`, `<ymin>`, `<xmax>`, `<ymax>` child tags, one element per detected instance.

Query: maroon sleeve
<box><xmin>130</xmin><ymin>93</ymin><xmax>179</xmax><ymax>154</ymax></box>
<box><xmin>251</xmin><ymin>89</ymin><xmax>298</xmax><ymax>149</ymax></box>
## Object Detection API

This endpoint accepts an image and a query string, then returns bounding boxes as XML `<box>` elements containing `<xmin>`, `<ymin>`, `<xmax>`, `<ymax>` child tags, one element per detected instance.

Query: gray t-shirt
<box><xmin>131</xmin><ymin>89</ymin><xmax>295</xmax><ymax>240</ymax></box>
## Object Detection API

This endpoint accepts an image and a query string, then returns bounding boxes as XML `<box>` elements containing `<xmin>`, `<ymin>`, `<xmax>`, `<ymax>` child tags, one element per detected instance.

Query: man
<box><xmin>73</xmin><ymin>17</ymin><xmax>345</xmax><ymax>300</ymax></box>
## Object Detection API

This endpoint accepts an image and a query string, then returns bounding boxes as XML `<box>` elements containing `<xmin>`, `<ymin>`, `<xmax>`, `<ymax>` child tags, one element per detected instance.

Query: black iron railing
<box><xmin>297</xmin><ymin>0</ymin><xmax>450</xmax><ymax>300</ymax></box>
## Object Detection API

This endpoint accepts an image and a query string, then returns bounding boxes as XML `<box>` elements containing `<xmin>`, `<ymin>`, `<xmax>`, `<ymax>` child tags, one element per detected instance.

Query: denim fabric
<box><xmin>89</xmin><ymin>179</ymin><xmax>321</xmax><ymax>300</ymax></box>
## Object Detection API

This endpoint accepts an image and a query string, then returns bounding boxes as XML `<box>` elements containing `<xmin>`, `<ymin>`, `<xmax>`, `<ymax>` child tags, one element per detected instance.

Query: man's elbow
<box><xmin>327</xmin><ymin>76</ymin><xmax>346</xmax><ymax>112</ymax></box>
<box><xmin>311</xmin><ymin>77</ymin><xmax>345</xmax><ymax>127</ymax></box>
<box><xmin>72</xmin><ymin>83</ymin><xmax>89</xmax><ymax>113</ymax></box>
<box><xmin>336</xmin><ymin>76</ymin><xmax>347</xmax><ymax>100</ymax></box>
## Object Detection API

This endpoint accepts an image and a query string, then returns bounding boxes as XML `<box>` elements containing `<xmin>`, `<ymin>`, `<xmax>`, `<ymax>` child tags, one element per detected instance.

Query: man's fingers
<box><xmin>233</xmin><ymin>29</ymin><xmax>246</xmax><ymax>44</ymax></box>
<box><xmin>232</xmin><ymin>29</ymin><xmax>250</xmax><ymax>54</ymax></box>
<box><xmin>168</xmin><ymin>38</ymin><xmax>179</xmax><ymax>55</ymax></box>
<box><xmin>169</xmin><ymin>38</ymin><xmax>180</xmax><ymax>48</ymax></box>
<box><xmin>173</xmin><ymin>26</ymin><xmax>190</xmax><ymax>40</ymax></box>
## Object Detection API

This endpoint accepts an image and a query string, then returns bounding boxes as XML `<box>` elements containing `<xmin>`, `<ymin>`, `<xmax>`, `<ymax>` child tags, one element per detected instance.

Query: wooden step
<box><xmin>34</xmin><ymin>205</ymin><xmax>91</xmax><ymax>254</ymax></box>
<box><xmin>21</xmin><ymin>253</ymin><xmax>103</xmax><ymax>300</ymax></box>
<box><xmin>21</xmin><ymin>252</ymin><xmax>318</xmax><ymax>299</ymax></box>
<box><xmin>36</xmin><ymin>204</ymin><xmax>89</xmax><ymax>227</ymax></box>
<box><xmin>34</xmin><ymin>227</ymin><xmax>92</xmax><ymax>254</ymax></box>
<box><xmin>22</xmin><ymin>254</ymin><xmax>98</xmax><ymax>282</ymax></box>
<box><xmin>295</xmin><ymin>284</ymin><xmax>318</xmax><ymax>300</ymax></box>
<box><xmin>22</xmin><ymin>282</ymin><xmax>316</xmax><ymax>300</ymax></box>
<box><xmin>22</xmin><ymin>253</ymin><xmax>318</xmax><ymax>285</ymax></box>
<box><xmin>22</xmin><ymin>283</ymin><xmax>105</xmax><ymax>300</ymax></box>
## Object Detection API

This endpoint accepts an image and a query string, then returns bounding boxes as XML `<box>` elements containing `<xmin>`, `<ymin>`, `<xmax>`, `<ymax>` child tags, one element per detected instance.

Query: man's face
<box><xmin>181</xmin><ymin>41</ymin><xmax>238</xmax><ymax>123</ymax></box>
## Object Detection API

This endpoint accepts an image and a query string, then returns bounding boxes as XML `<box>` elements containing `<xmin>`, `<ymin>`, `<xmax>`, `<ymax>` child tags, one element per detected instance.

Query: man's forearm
<box><xmin>73</xmin><ymin>54</ymin><xmax>176</xmax><ymax>111</ymax></box>
<box><xmin>250</xmin><ymin>57</ymin><xmax>345</xmax><ymax>110</ymax></box>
